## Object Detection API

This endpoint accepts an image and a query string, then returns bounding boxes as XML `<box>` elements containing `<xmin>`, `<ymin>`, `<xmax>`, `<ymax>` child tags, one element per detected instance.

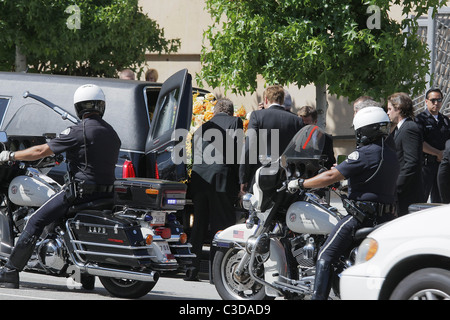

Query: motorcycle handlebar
<box><xmin>0</xmin><ymin>154</ymin><xmax>63</xmax><ymax>169</ymax></box>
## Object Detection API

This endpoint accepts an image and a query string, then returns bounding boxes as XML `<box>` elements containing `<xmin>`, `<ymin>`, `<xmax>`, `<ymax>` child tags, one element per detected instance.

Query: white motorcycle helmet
<box><xmin>73</xmin><ymin>84</ymin><xmax>106</xmax><ymax>119</ymax></box>
<box><xmin>353</xmin><ymin>106</ymin><xmax>391</xmax><ymax>145</ymax></box>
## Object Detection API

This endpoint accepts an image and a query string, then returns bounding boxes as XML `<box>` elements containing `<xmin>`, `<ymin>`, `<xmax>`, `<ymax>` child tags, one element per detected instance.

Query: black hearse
<box><xmin>0</xmin><ymin>69</ymin><xmax>208</xmax><ymax>181</ymax></box>
<box><xmin>0</xmin><ymin>69</ymin><xmax>209</xmax><ymax>230</ymax></box>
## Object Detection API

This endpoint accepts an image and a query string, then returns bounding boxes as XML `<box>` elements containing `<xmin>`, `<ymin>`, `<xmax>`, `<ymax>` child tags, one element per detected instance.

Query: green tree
<box><xmin>0</xmin><ymin>0</ymin><xmax>180</xmax><ymax>77</ymax></box>
<box><xmin>197</xmin><ymin>0</ymin><xmax>446</xmax><ymax>125</ymax></box>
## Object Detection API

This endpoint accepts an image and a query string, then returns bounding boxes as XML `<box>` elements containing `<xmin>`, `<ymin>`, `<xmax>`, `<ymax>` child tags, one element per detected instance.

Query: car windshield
<box><xmin>3</xmin><ymin>103</ymin><xmax>73</xmax><ymax>137</ymax></box>
<box><xmin>282</xmin><ymin>125</ymin><xmax>326</xmax><ymax>161</ymax></box>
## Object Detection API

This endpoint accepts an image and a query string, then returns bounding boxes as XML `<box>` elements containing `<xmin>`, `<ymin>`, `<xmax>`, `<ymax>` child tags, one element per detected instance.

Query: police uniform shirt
<box><xmin>335</xmin><ymin>140</ymin><xmax>399</xmax><ymax>204</ymax></box>
<box><xmin>415</xmin><ymin>109</ymin><xmax>450</xmax><ymax>151</ymax></box>
<box><xmin>48</xmin><ymin>114</ymin><xmax>121</xmax><ymax>185</ymax></box>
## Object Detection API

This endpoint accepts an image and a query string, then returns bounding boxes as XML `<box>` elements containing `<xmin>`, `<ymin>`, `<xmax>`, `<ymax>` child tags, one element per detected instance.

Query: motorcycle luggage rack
<box><xmin>70</xmin><ymin>239</ymin><xmax>156</xmax><ymax>260</ymax></box>
<box><xmin>65</xmin><ymin>220</ymin><xmax>155</xmax><ymax>267</ymax></box>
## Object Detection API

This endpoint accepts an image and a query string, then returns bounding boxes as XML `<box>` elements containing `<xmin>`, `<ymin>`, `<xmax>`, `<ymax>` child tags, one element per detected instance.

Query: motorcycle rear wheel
<box><xmin>99</xmin><ymin>277</ymin><xmax>157</xmax><ymax>299</ymax></box>
<box><xmin>213</xmin><ymin>247</ymin><xmax>274</xmax><ymax>300</ymax></box>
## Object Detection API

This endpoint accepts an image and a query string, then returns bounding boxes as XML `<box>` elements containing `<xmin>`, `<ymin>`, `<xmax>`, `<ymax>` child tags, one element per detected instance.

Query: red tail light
<box><xmin>122</xmin><ymin>160</ymin><xmax>136</xmax><ymax>178</ymax></box>
<box><xmin>155</xmin><ymin>162</ymin><xmax>159</xmax><ymax>179</ymax></box>
<box><xmin>154</xmin><ymin>227</ymin><xmax>171</xmax><ymax>239</ymax></box>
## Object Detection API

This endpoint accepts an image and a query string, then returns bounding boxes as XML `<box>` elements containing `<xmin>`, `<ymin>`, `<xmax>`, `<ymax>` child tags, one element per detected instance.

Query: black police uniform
<box><xmin>312</xmin><ymin>138</ymin><xmax>399</xmax><ymax>300</ymax></box>
<box><xmin>415</xmin><ymin>109</ymin><xmax>450</xmax><ymax>202</ymax></box>
<box><xmin>3</xmin><ymin>114</ymin><xmax>121</xmax><ymax>281</ymax></box>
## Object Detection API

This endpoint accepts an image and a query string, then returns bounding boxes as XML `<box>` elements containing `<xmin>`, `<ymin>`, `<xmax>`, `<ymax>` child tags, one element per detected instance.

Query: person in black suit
<box><xmin>186</xmin><ymin>98</ymin><xmax>243</xmax><ymax>281</ymax></box>
<box><xmin>239</xmin><ymin>85</ymin><xmax>304</xmax><ymax>194</ymax></box>
<box><xmin>387</xmin><ymin>92</ymin><xmax>423</xmax><ymax>215</ymax></box>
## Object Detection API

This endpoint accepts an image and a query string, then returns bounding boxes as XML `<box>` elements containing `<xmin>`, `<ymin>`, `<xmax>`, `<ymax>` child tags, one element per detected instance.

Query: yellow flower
<box><xmin>243</xmin><ymin>119</ymin><xmax>249</xmax><ymax>132</ymax></box>
<box><xmin>204</xmin><ymin>101</ymin><xmax>215</xmax><ymax>112</ymax></box>
<box><xmin>193</xmin><ymin>100</ymin><xmax>204</xmax><ymax>114</ymax></box>
<box><xmin>204</xmin><ymin>110</ymin><xmax>214</xmax><ymax>121</ymax></box>
<box><xmin>205</xmin><ymin>93</ymin><xmax>216</xmax><ymax>101</ymax></box>
<box><xmin>234</xmin><ymin>105</ymin><xmax>246</xmax><ymax>118</ymax></box>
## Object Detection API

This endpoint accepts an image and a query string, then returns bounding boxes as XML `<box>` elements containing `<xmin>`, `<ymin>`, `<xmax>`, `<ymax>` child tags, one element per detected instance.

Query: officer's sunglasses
<box><xmin>428</xmin><ymin>98</ymin><xmax>443</xmax><ymax>104</ymax></box>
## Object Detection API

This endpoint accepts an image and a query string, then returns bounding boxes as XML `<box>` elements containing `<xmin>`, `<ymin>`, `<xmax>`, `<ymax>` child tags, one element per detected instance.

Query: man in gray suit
<box><xmin>239</xmin><ymin>85</ymin><xmax>304</xmax><ymax>194</ymax></box>
<box><xmin>186</xmin><ymin>98</ymin><xmax>243</xmax><ymax>281</ymax></box>
<box><xmin>387</xmin><ymin>92</ymin><xmax>423</xmax><ymax>216</ymax></box>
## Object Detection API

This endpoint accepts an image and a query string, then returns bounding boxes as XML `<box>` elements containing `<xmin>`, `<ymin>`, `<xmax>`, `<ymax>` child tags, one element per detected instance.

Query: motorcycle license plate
<box><xmin>151</xmin><ymin>212</ymin><xmax>166</xmax><ymax>226</ymax></box>
<box><xmin>155</xmin><ymin>241</ymin><xmax>175</xmax><ymax>260</ymax></box>
<box><xmin>156</xmin><ymin>241</ymin><xmax>171</xmax><ymax>254</ymax></box>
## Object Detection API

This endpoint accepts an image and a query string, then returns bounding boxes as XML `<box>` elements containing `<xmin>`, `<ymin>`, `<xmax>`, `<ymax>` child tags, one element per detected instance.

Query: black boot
<box><xmin>0</xmin><ymin>230</ymin><xmax>38</xmax><ymax>288</ymax></box>
<box><xmin>311</xmin><ymin>259</ymin><xmax>332</xmax><ymax>300</ymax></box>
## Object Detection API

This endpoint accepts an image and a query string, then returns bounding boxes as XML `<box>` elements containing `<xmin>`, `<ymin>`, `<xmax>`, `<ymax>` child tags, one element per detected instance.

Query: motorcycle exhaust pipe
<box><xmin>73</xmin><ymin>262</ymin><xmax>159</xmax><ymax>283</ymax></box>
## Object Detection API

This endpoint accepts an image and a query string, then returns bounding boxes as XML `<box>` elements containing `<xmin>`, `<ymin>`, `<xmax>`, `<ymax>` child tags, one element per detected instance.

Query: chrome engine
<box><xmin>290</xmin><ymin>234</ymin><xmax>323</xmax><ymax>270</ymax></box>
<box><xmin>37</xmin><ymin>237</ymin><xmax>67</xmax><ymax>274</ymax></box>
<box><xmin>25</xmin><ymin>235</ymin><xmax>68</xmax><ymax>275</ymax></box>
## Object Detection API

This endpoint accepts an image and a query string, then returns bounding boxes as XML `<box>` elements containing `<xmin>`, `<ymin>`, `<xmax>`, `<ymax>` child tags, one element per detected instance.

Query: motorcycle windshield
<box><xmin>3</xmin><ymin>103</ymin><xmax>70</xmax><ymax>137</ymax></box>
<box><xmin>282</xmin><ymin>125</ymin><xmax>326</xmax><ymax>161</ymax></box>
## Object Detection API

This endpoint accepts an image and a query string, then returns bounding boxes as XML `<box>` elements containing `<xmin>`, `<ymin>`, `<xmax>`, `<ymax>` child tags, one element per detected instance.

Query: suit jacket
<box><xmin>191</xmin><ymin>113</ymin><xmax>243</xmax><ymax>194</ymax></box>
<box><xmin>239</xmin><ymin>104</ymin><xmax>304</xmax><ymax>185</ymax></box>
<box><xmin>393</xmin><ymin>118</ymin><xmax>423</xmax><ymax>213</ymax></box>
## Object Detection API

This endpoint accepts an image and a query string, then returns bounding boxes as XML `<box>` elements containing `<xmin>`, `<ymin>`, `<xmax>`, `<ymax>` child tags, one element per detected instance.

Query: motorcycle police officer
<box><xmin>0</xmin><ymin>84</ymin><xmax>121</xmax><ymax>288</ymax></box>
<box><xmin>288</xmin><ymin>106</ymin><xmax>400</xmax><ymax>300</ymax></box>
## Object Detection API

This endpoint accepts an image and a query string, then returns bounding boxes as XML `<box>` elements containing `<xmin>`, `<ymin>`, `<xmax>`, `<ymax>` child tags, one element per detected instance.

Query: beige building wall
<box><xmin>139</xmin><ymin>1</ymin><xmax>412</xmax><ymax>157</ymax></box>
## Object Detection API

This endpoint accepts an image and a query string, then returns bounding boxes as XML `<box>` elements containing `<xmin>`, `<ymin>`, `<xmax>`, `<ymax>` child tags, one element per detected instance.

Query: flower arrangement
<box><xmin>233</xmin><ymin>105</ymin><xmax>249</xmax><ymax>132</ymax></box>
<box><xmin>190</xmin><ymin>91</ymin><xmax>249</xmax><ymax>134</ymax></box>
<box><xmin>191</xmin><ymin>91</ymin><xmax>217</xmax><ymax>132</ymax></box>
<box><xmin>185</xmin><ymin>92</ymin><xmax>218</xmax><ymax>173</ymax></box>
<box><xmin>184</xmin><ymin>92</ymin><xmax>250</xmax><ymax>181</ymax></box>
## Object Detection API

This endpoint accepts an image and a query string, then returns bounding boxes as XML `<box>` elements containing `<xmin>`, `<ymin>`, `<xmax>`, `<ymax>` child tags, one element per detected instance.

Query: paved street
<box><xmin>0</xmin><ymin>193</ymin><xmax>347</xmax><ymax>301</ymax></box>
<box><xmin>0</xmin><ymin>272</ymin><xmax>220</xmax><ymax>300</ymax></box>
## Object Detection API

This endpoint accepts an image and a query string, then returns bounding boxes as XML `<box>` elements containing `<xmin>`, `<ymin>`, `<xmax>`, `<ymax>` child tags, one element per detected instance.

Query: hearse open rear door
<box><xmin>144</xmin><ymin>69</ymin><xmax>192</xmax><ymax>181</ymax></box>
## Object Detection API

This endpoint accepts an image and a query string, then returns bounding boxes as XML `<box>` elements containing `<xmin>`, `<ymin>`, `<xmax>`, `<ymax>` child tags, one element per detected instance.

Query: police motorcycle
<box><xmin>0</xmin><ymin>94</ymin><xmax>194</xmax><ymax>298</ymax></box>
<box><xmin>212</xmin><ymin>125</ymin><xmax>375</xmax><ymax>300</ymax></box>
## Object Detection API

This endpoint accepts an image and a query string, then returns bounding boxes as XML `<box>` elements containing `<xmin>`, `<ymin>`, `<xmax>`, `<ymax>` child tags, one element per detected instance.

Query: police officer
<box><xmin>415</xmin><ymin>88</ymin><xmax>450</xmax><ymax>203</ymax></box>
<box><xmin>0</xmin><ymin>84</ymin><xmax>121</xmax><ymax>288</ymax></box>
<box><xmin>288</xmin><ymin>107</ymin><xmax>399</xmax><ymax>300</ymax></box>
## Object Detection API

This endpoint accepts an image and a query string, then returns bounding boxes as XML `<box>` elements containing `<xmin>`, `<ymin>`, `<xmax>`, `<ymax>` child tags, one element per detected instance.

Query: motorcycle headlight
<box><xmin>355</xmin><ymin>238</ymin><xmax>378</xmax><ymax>265</ymax></box>
<box><xmin>242</xmin><ymin>193</ymin><xmax>253</xmax><ymax>210</ymax></box>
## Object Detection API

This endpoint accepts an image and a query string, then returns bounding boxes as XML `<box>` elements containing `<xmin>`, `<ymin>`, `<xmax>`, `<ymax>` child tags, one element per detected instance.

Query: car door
<box><xmin>145</xmin><ymin>69</ymin><xmax>192</xmax><ymax>181</ymax></box>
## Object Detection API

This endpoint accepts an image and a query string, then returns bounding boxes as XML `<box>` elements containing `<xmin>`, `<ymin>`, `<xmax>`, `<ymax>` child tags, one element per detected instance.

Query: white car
<box><xmin>340</xmin><ymin>204</ymin><xmax>450</xmax><ymax>300</ymax></box>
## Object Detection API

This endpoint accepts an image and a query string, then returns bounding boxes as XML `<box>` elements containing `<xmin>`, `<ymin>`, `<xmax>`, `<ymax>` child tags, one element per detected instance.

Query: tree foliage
<box><xmin>198</xmin><ymin>0</ymin><xmax>447</xmax><ymax>101</ymax></box>
<box><xmin>0</xmin><ymin>0</ymin><xmax>180</xmax><ymax>77</ymax></box>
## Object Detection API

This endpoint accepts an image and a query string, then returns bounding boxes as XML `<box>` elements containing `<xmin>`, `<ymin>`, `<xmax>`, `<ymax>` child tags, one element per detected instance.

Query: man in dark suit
<box><xmin>387</xmin><ymin>92</ymin><xmax>423</xmax><ymax>215</ymax></box>
<box><xmin>239</xmin><ymin>85</ymin><xmax>304</xmax><ymax>194</ymax></box>
<box><xmin>186</xmin><ymin>98</ymin><xmax>243</xmax><ymax>281</ymax></box>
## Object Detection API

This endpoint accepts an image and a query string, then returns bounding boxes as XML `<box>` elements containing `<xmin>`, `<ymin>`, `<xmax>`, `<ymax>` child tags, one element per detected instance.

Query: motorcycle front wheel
<box><xmin>99</xmin><ymin>277</ymin><xmax>157</xmax><ymax>299</ymax></box>
<box><xmin>213</xmin><ymin>247</ymin><xmax>274</xmax><ymax>300</ymax></box>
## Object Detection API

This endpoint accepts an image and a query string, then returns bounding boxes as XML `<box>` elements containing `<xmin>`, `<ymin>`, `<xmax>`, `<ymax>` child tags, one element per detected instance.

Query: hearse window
<box><xmin>145</xmin><ymin>87</ymin><xmax>160</xmax><ymax>122</ymax></box>
<box><xmin>0</xmin><ymin>96</ymin><xmax>11</xmax><ymax>128</ymax></box>
<box><xmin>152</xmin><ymin>88</ymin><xmax>180</xmax><ymax>138</ymax></box>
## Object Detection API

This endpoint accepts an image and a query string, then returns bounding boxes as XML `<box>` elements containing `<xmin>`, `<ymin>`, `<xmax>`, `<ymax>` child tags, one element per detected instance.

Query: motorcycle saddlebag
<box><xmin>113</xmin><ymin>178</ymin><xmax>187</xmax><ymax>211</ymax></box>
<box><xmin>69</xmin><ymin>210</ymin><xmax>151</xmax><ymax>267</ymax></box>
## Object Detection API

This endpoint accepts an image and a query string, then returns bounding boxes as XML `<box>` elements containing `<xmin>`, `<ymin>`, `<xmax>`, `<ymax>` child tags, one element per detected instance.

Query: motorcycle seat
<box><xmin>67</xmin><ymin>198</ymin><xmax>114</xmax><ymax>215</ymax></box>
